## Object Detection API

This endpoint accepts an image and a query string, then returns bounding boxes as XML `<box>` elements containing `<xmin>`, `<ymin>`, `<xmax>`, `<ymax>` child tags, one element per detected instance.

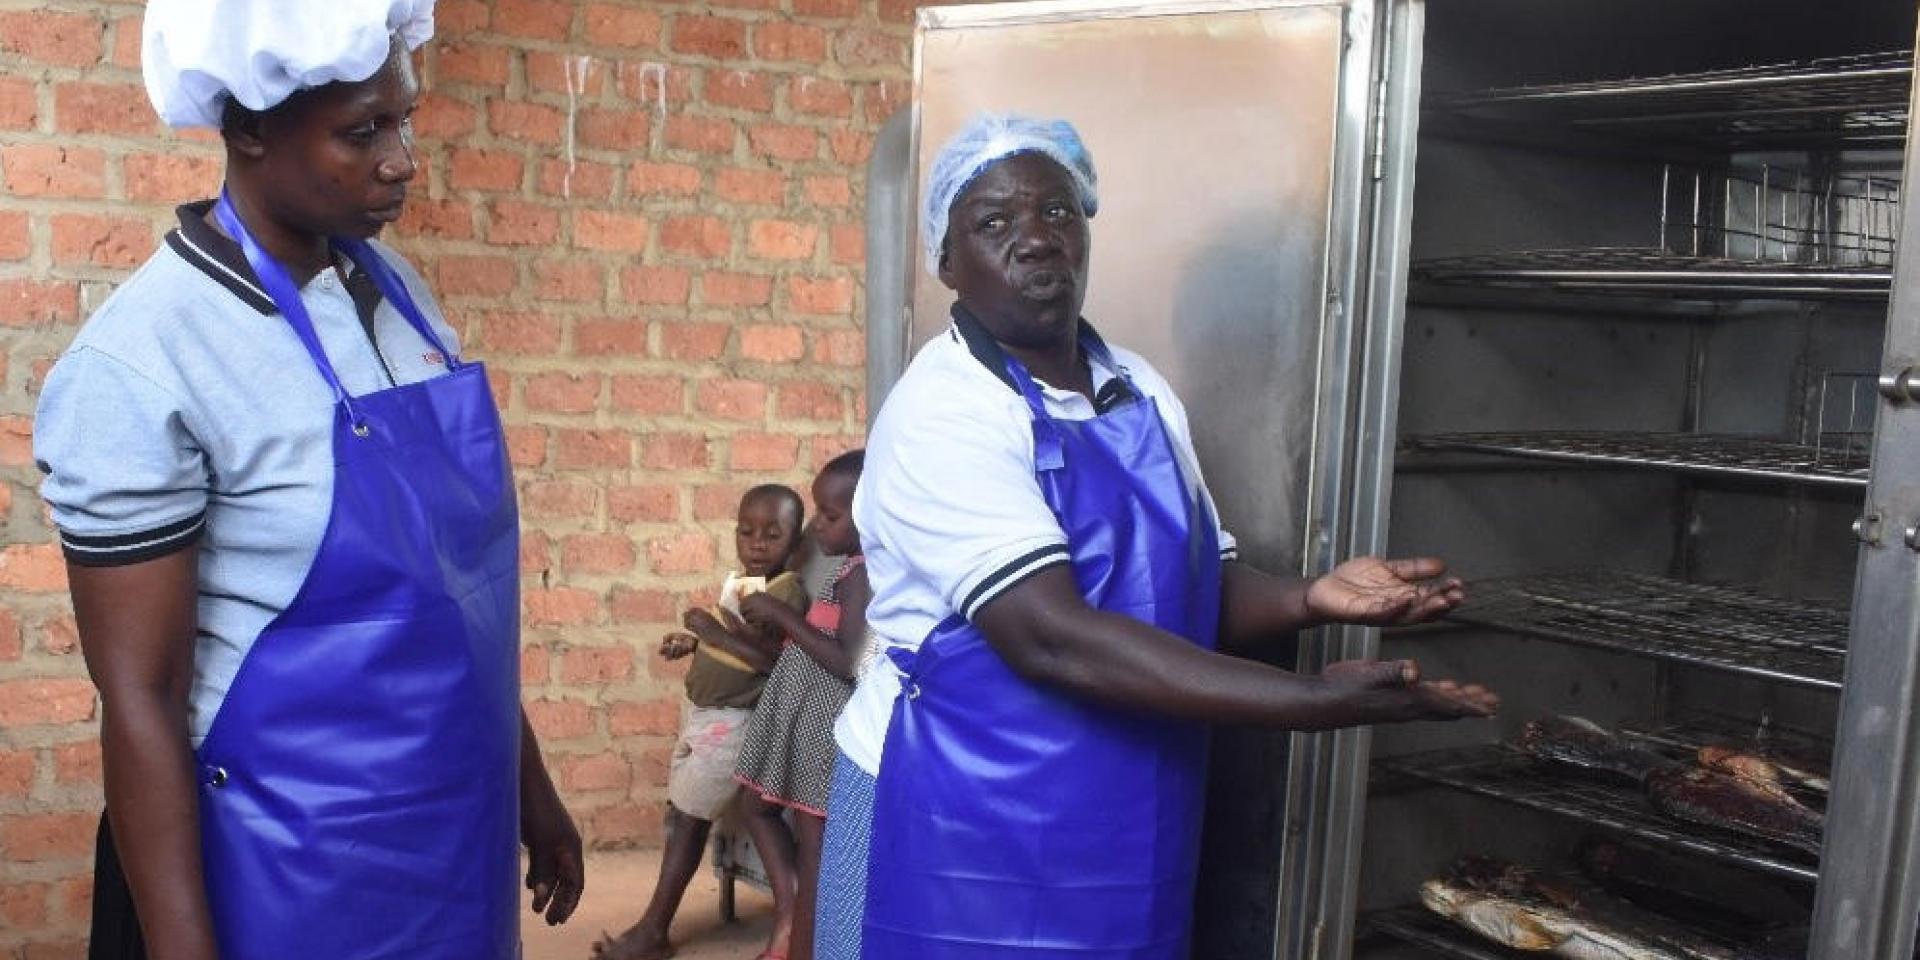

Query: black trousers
<box><xmin>89</xmin><ymin>814</ymin><xmax>148</xmax><ymax>960</ymax></box>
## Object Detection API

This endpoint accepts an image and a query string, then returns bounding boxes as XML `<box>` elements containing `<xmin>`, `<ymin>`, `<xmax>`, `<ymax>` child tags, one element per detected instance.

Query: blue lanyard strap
<box><xmin>212</xmin><ymin>190</ymin><xmax>464</xmax><ymax>429</ymax></box>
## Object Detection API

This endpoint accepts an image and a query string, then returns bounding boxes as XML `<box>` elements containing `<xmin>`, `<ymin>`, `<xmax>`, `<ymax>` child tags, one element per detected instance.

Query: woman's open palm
<box><xmin>1305</xmin><ymin>556</ymin><xmax>1465</xmax><ymax>626</ymax></box>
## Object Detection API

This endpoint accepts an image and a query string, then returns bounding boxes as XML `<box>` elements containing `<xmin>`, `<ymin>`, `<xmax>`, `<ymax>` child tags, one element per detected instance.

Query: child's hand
<box><xmin>683</xmin><ymin>608</ymin><xmax>732</xmax><ymax>641</ymax></box>
<box><xmin>685</xmin><ymin>607</ymin><xmax>777</xmax><ymax>669</ymax></box>
<box><xmin>739</xmin><ymin>592</ymin><xmax>792</xmax><ymax>628</ymax></box>
<box><xmin>660</xmin><ymin>632</ymin><xmax>698</xmax><ymax>660</ymax></box>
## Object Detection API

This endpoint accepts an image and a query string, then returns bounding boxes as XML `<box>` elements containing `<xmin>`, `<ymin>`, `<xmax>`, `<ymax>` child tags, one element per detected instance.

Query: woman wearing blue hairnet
<box><xmin>813</xmin><ymin>115</ymin><xmax>1501</xmax><ymax>960</ymax></box>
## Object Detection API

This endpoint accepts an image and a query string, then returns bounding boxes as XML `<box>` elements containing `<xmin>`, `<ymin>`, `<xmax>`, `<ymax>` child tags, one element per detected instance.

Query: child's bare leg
<box><xmin>739</xmin><ymin>791</ymin><xmax>799</xmax><ymax>958</ymax></box>
<box><xmin>789</xmin><ymin>811</ymin><xmax>827</xmax><ymax>960</ymax></box>
<box><xmin>594</xmin><ymin>804</ymin><xmax>712</xmax><ymax>960</ymax></box>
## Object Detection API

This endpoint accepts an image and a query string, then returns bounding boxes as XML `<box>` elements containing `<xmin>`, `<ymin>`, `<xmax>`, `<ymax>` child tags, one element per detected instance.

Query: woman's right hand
<box><xmin>1321</xmin><ymin>658</ymin><xmax>1499</xmax><ymax>721</ymax></box>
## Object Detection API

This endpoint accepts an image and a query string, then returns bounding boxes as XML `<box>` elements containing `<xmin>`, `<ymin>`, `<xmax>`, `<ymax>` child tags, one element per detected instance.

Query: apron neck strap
<box><xmin>214</xmin><ymin>190</ymin><xmax>353</xmax><ymax>415</ymax></box>
<box><xmin>212</xmin><ymin>190</ymin><xmax>465</xmax><ymax>418</ymax></box>
<box><xmin>1000</xmin><ymin>327</ymin><xmax>1132</xmax><ymax>475</ymax></box>
<box><xmin>999</xmin><ymin>353</ymin><xmax>1065</xmax><ymax>472</ymax></box>
<box><xmin>1000</xmin><ymin>326</ymin><xmax>1134</xmax><ymax>420</ymax></box>
<box><xmin>1076</xmin><ymin>324</ymin><xmax>1126</xmax><ymax>384</ymax></box>
<box><xmin>331</xmin><ymin>234</ymin><xmax>463</xmax><ymax>370</ymax></box>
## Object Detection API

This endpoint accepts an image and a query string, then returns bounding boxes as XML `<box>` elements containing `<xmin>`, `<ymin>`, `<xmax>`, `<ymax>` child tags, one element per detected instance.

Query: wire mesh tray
<box><xmin>1379</xmin><ymin>745</ymin><xmax>1819</xmax><ymax>883</ymax></box>
<box><xmin>1407</xmin><ymin>431</ymin><xmax>1871</xmax><ymax>487</ymax></box>
<box><xmin>1431</xmin><ymin>50</ymin><xmax>1912</xmax><ymax>147</ymax></box>
<box><xmin>1448</xmin><ymin>571</ymin><xmax>1847</xmax><ymax>690</ymax></box>
<box><xmin>1410</xmin><ymin>248</ymin><xmax>1892</xmax><ymax>300</ymax></box>
<box><xmin>1368</xmin><ymin>907</ymin><xmax>1533</xmax><ymax>960</ymax></box>
<box><xmin>1619</xmin><ymin>713</ymin><xmax>1833</xmax><ymax>768</ymax></box>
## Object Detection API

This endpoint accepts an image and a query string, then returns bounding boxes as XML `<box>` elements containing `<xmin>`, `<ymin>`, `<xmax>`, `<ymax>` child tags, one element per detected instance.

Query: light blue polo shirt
<box><xmin>35</xmin><ymin>201</ymin><xmax>461</xmax><ymax>743</ymax></box>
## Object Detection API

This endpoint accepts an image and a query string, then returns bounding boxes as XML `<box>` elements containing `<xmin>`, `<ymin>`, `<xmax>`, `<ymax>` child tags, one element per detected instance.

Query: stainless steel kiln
<box><xmin>865</xmin><ymin>3</ymin><xmax>1920</xmax><ymax>956</ymax></box>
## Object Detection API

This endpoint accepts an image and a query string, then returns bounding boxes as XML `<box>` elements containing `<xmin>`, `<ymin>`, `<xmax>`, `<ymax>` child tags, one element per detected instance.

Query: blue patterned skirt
<box><xmin>815</xmin><ymin>751</ymin><xmax>877</xmax><ymax>960</ymax></box>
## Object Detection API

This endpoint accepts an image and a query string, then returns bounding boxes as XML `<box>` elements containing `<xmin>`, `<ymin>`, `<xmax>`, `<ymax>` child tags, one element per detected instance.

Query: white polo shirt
<box><xmin>834</xmin><ymin>308</ymin><xmax>1237</xmax><ymax>775</ymax></box>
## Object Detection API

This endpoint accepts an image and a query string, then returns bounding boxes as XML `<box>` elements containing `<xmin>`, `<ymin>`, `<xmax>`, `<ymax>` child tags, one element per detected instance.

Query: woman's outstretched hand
<box><xmin>1321</xmin><ymin>658</ymin><xmax>1499</xmax><ymax>721</ymax></box>
<box><xmin>1306</xmin><ymin>556</ymin><xmax>1465</xmax><ymax>627</ymax></box>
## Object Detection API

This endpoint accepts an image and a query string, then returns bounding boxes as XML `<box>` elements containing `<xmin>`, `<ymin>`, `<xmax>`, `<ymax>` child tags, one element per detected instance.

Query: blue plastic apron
<box><xmin>863</xmin><ymin>329</ymin><xmax>1224</xmax><ymax>959</ymax></box>
<box><xmin>193</xmin><ymin>194</ymin><xmax>522</xmax><ymax>959</ymax></box>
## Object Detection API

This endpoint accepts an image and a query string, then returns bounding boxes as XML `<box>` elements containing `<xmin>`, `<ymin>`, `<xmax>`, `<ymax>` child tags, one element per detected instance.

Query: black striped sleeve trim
<box><xmin>961</xmin><ymin>544</ymin><xmax>1071</xmax><ymax>621</ymax></box>
<box><xmin>1221</xmin><ymin>545</ymin><xmax>1239</xmax><ymax>561</ymax></box>
<box><xmin>59</xmin><ymin>512</ymin><xmax>207</xmax><ymax>567</ymax></box>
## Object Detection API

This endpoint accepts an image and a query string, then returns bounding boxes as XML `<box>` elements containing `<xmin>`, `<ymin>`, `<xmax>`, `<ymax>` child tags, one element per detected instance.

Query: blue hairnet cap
<box><xmin>922</xmin><ymin>113</ymin><xmax>1099</xmax><ymax>273</ymax></box>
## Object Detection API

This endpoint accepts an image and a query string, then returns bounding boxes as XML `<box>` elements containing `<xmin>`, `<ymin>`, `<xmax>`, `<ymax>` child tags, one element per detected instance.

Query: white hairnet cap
<box><xmin>922</xmin><ymin>113</ymin><xmax>1098</xmax><ymax>274</ymax></box>
<box><xmin>143</xmin><ymin>0</ymin><xmax>436</xmax><ymax>129</ymax></box>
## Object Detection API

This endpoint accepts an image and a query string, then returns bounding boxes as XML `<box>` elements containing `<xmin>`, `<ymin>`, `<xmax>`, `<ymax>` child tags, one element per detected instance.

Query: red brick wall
<box><xmin>0</xmin><ymin>1</ymin><xmax>914</xmax><ymax>953</ymax></box>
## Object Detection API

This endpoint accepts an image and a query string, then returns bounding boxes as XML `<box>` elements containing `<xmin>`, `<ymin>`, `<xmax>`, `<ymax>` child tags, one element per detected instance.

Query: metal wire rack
<box><xmin>1448</xmin><ymin>571</ymin><xmax>1847</xmax><ymax>690</ymax></box>
<box><xmin>1379</xmin><ymin>746</ymin><xmax>1820</xmax><ymax>883</ymax></box>
<box><xmin>1367</xmin><ymin>908</ymin><xmax>1532</xmax><ymax>960</ymax></box>
<box><xmin>1407</xmin><ymin>431</ymin><xmax>1871</xmax><ymax>487</ymax></box>
<box><xmin>1410</xmin><ymin>248</ymin><xmax>1892</xmax><ymax>299</ymax></box>
<box><xmin>1812</xmin><ymin>372</ymin><xmax>1878</xmax><ymax>468</ymax></box>
<box><xmin>1660</xmin><ymin>165</ymin><xmax>1900</xmax><ymax>268</ymax></box>
<box><xmin>1415</xmin><ymin>100</ymin><xmax>1901</xmax><ymax>301</ymax></box>
<box><xmin>1431</xmin><ymin>50</ymin><xmax>1913</xmax><ymax>147</ymax></box>
<box><xmin>1618</xmin><ymin>713</ymin><xmax>1833</xmax><ymax>769</ymax></box>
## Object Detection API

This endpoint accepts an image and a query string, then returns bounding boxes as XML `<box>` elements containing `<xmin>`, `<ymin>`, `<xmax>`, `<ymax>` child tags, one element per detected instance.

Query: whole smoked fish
<box><xmin>1519</xmin><ymin>717</ymin><xmax>1823</xmax><ymax>855</ymax></box>
<box><xmin>1697</xmin><ymin>744</ymin><xmax>1829</xmax><ymax>797</ymax></box>
<box><xmin>1421</xmin><ymin>857</ymin><xmax>1746</xmax><ymax>960</ymax></box>
<box><xmin>1645</xmin><ymin>766</ymin><xmax>1823</xmax><ymax>856</ymax></box>
<box><xmin>1519</xmin><ymin>716</ymin><xmax>1679</xmax><ymax>782</ymax></box>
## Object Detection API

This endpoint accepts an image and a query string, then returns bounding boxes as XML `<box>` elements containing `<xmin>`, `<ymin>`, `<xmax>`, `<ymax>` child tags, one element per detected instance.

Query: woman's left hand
<box><xmin>520</xmin><ymin>772</ymin><xmax>584</xmax><ymax>925</ymax></box>
<box><xmin>1305</xmin><ymin>556</ymin><xmax>1464</xmax><ymax>626</ymax></box>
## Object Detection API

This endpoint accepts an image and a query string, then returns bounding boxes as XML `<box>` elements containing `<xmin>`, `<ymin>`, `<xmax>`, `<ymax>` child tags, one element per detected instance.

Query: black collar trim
<box><xmin>947</xmin><ymin>303</ymin><xmax>1138</xmax><ymax>409</ymax></box>
<box><xmin>948</xmin><ymin>303</ymin><xmax>1020</xmax><ymax>392</ymax></box>
<box><xmin>166</xmin><ymin>200</ymin><xmax>276</xmax><ymax>315</ymax></box>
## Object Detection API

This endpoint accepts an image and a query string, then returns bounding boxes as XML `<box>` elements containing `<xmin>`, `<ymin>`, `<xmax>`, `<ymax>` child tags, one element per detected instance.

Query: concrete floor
<box><xmin>523</xmin><ymin>848</ymin><xmax>779</xmax><ymax>960</ymax></box>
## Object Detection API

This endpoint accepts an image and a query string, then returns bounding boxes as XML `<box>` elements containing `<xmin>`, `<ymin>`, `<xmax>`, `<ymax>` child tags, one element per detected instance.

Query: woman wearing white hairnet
<box><xmin>35</xmin><ymin>2</ymin><xmax>581</xmax><ymax>957</ymax></box>
<box><xmin>814</xmin><ymin>114</ymin><xmax>1500</xmax><ymax>960</ymax></box>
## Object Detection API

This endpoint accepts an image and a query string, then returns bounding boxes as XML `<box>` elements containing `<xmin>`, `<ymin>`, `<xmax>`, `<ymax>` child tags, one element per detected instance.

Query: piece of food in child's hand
<box><xmin>660</xmin><ymin>632</ymin><xmax>697</xmax><ymax>660</ymax></box>
<box><xmin>716</xmin><ymin>572</ymin><xmax>769</xmax><ymax>618</ymax></box>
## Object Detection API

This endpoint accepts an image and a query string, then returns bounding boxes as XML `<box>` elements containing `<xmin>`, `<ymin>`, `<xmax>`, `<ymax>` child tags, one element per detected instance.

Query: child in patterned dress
<box><xmin>733</xmin><ymin>450</ymin><xmax>869</xmax><ymax>960</ymax></box>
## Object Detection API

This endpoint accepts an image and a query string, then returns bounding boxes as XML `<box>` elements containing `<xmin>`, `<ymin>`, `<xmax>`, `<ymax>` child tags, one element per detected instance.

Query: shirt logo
<box><xmin>423</xmin><ymin>351</ymin><xmax>445</xmax><ymax>366</ymax></box>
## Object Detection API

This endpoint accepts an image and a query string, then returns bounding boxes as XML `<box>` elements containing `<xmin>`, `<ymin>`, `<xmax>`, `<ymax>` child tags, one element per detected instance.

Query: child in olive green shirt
<box><xmin>599</xmin><ymin>484</ymin><xmax>809</xmax><ymax>960</ymax></box>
